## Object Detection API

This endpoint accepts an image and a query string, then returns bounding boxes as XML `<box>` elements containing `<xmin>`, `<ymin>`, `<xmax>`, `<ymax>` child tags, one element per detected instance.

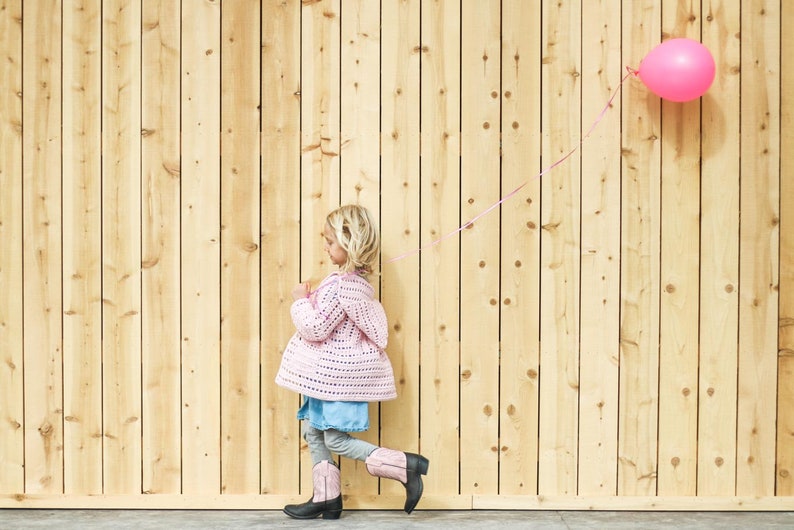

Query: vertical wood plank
<box><xmin>301</xmin><ymin>0</ymin><xmax>341</xmax><ymax>288</ymax></box>
<box><xmin>102</xmin><ymin>0</ymin><xmax>142</xmax><ymax>495</ymax></box>
<box><xmin>339</xmin><ymin>0</ymin><xmax>381</xmax><ymax>494</ymax></box>
<box><xmin>698</xmin><ymin>0</ymin><xmax>741</xmax><ymax>496</ymax></box>
<box><xmin>737</xmin><ymin>0</ymin><xmax>780</xmax><ymax>497</ymax></box>
<box><xmin>261</xmin><ymin>0</ymin><xmax>302</xmax><ymax>495</ymax></box>
<box><xmin>500</xmin><ymin>0</ymin><xmax>541</xmax><ymax>496</ymax></box>
<box><xmin>22</xmin><ymin>0</ymin><xmax>64</xmax><ymax>494</ymax></box>
<box><xmin>619</xmin><ymin>0</ymin><xmax>661</xmax><ymax>496</ymax></box>
<box><xmin>379</xmin><ymin>0</ymin><xmax>421</xmax><ymax>497</ymax></box>
<box><xmin>459</xmin><ymin>0</ymin><xmax>501</xmax><ymax>496</ymax></box>
<box><xmin>538</xmin><ymin>0</ymin><xmax>581</xmax><ymax>496</ymax></box>
<box><xmin>0</xmin><ymin>0</ymin><xmax>24</xmax><ymax>494</ymax></box>
<box><xmin>578</xmin><ymin>0</ymin><xmax>621</xmax><ymax>496</ymax></box>
<box><xmin>181</xmin><ymin>0</ymin><xmax>222</xmax><ymax>495</ymax></box>
<box><xmin>220</xmin><ymin>0</ymin><xmax>261</xmax><ymax>495</ymax></box>
<box><xmin>141</xmin><ymin>0</ymin><xmax>182</xmax><ymax>494</ymax></box>
<box><xmin>656</xmin><ymin>1</ymin><xmax>702</xmax><ymax>496</ymax></box>
<box><xmin>419</xmin><ymin>0</ymin><xmax>461</xmax><ymax>496</ymax></box>
<box><xmin>778</xmin><ymin>0</ymin><xmax>794</xmax><ymax>497</ymax></box>
<box><xmin>298</xmin><ymin>0</ymin><xmax>341</xmax><ymax>495</ymax></box>
<box><xmin>340</xmin><ymin>0</ymin><xmax>380</xmax><ymax>207</ymax></box>
<box><xmin>62</xmin><ymin>0</ymin><xmax>102</xmax><ymax>495</ymax></box>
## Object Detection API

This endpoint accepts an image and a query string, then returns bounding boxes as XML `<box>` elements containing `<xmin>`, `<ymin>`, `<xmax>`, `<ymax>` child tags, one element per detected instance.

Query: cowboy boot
<box><xmin>283</xmin><ymin>460</ymin><xmax>343</xmax><ymax>520</ymax></box>
<box><xmin>365</xmin><ymin>448</ymin><xmax>429</xmax><ymax>514</ymax></box>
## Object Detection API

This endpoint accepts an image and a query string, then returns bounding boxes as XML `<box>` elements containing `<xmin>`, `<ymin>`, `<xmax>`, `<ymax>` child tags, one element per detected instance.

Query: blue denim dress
<box><xmin>297</xmin><ymin>396</ymin><xmax>370</xmax><ymax>433</ymax></box>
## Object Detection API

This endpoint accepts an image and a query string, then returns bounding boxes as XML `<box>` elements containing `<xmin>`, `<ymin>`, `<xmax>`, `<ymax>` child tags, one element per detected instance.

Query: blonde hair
<box><xmin>326</xmin><ymin>204</ymin><xmax>380</xmax><ymax>275</ymax></box>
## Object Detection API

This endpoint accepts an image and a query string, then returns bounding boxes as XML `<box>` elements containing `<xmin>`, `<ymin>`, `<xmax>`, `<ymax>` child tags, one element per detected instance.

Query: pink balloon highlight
<box><xmin>638</xmin><ymin>38</ymin><xmax>716</xmax><ymax>102</ymax></box>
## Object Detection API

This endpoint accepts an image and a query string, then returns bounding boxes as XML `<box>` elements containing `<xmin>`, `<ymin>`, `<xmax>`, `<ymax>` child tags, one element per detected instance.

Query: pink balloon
<box><xmin>637</xmin><ymin>38</ymin><xmax>716</xmax><ymax>102</ymax></box>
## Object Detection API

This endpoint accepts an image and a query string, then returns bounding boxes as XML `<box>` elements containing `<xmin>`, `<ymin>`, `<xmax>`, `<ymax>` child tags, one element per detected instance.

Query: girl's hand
<box><xmin>292</xmin><ymin>282</ymin><xmax>311</xmax><ymax>301</ymax></box>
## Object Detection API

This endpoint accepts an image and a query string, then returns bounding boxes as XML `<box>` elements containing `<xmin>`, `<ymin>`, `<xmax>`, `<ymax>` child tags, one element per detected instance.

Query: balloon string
<box><xmin>385</xmin><ymin>69</ymin><xmax>635</xmax><ymax>265</ymax></box>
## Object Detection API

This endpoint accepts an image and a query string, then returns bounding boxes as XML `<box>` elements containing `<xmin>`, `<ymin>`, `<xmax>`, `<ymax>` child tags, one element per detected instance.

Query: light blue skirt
<box><xmin>297</xmin><ymin>396</ymin><xmax>370</xmax><ymax>433</ymax></box>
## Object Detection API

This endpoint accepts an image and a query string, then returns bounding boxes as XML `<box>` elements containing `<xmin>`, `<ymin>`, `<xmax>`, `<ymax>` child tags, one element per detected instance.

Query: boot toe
<box><xmin>283</xmin><ymin>495</ymin><xmax>343</xmax><ymax>520</ymax></box>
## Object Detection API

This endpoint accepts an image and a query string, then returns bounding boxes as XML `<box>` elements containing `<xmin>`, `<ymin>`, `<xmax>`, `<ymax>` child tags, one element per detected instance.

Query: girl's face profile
<box><xmin>323</xmin><ymin>223</ymin><xmax>348</xmax><ymax>268</ymax></box>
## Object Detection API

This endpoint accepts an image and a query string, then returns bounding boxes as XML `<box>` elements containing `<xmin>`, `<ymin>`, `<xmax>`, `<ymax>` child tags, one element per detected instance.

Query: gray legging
<box><xmin>302</xmin><ymin>421</ymin><xmax>378</xmax><ymax>465</ymax></box>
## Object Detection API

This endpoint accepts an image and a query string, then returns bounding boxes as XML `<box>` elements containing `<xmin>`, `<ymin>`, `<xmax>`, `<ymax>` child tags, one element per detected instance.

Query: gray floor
<box><xmin>1</xmin><ymin>509</ymin><xmax>794</xmax><ymax>529</ymax></box>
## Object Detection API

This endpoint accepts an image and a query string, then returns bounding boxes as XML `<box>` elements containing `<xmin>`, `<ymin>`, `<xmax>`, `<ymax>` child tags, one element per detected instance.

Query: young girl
<box><xmin>276</xmin><ymin>204</ymin><xmax>429</xmax><ymax>520</ymax></box>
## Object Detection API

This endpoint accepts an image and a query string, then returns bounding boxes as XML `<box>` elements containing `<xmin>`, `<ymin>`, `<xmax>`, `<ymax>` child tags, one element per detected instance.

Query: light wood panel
<box><xmin>578</xmin><ymin>0</ymin><xmax>621</xmax><ymax>496</ymax></box>
<box><xmin>698</xmin><ymin>0</ymin><xmax>741</xmax><ymax>496</ymax></box>
<box><xmin>300</xmin><ymin>0</ymin><xmax>341</xmax><ymax>287</ymax></box>
<box><xmin>101</xmin><ymin>0</ymin><xmax>143</xmax><ymax>495</ymax></box>
<box><xmin>419</xmin><ymin>0</ymin><xmax>461</xmax><ymax>497</ymax></box>
<box><xmin>221</xmin><ymin>0</ymin><xmax>261</xmax><ymax>495</ymax></box>
<box><xmin>619</xmin><ymin>0</ymin><xmax>661</xmax><ymax>496</ymax></box>
<box><xmin>298</xmin><ymin>0</ymin><xmax>341</xmax><ymax>497</ymax></box>
<box><xmin>22</xmin><ymin>0</ymin><xmax>63</xmax><ymax>495</ymax></box>
<box><xmin>181</xmin><ymin>0</ymin><xmax>222</xmax><ymax>495</ymax></box>
<box><xmin>737</xmin><ymin>0</ymin><xmax>780</xmax><ymax>497</ymax></box>
<box><xmin>339</xmin><ymin>0</ymin><xmax>382</xmax><ymax>494</ymax></box>
<box><xmin>0</xmin><ymin>0</ymin><xmax>792</xmax><ymax>509</ymax></box>
<box><xmin>380</xmin><ymin>0</ymin><xmax>422</xmax><ymax>498</ymax></box>
<box><xmin>778</xmin><ymin>0</ymin><xmax>794</xmax><ymax>497</ymax></box>
<box><xmin>538</xmin><ymin>0</ymin><xmax>581</xmax><ymax>496</ymax></box>
<box><xmin>499</xmin><ymin>0</ymin><xmax>541</xmax><ymax>496</ymax></box>
<box><xmin>141</xmin><ymin>0</ymin><xmax>182</xmax><ymax>495</ymax></box>
<box><xmin>260</xmin><ymin>0</ymin><xmax>302</xmax><ymax>496</ymax></box>
<box><xmin>0</xmin><ymin>0</ymin><xmax>24</xmax><ymax>494</ymax></box>
<box><xmin>460</xmin><ymin>0</ymin><xmax>501</xmax><ymax>496</ymax></box>
<box><xmin>62</xmin><ymin>0</ymin><xmax>102</xmax><ymax>495</ymax></box>
<box><xmin>657</xmin><ymin>0</ymin><xmax>702</xmax><ymax>496</ymax></box>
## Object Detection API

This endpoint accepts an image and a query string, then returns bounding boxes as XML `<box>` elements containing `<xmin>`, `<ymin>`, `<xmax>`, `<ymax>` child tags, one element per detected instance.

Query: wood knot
<box><xmin>39</xmin><ymin>422</ymin><xmax>54</xmax><ymax>437</ymax></box>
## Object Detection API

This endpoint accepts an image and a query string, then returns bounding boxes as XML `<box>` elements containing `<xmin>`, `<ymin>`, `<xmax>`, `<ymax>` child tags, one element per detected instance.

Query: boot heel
<box><xmin>406</xmin><ymin>453</ymin><xmax>430</xmax><ymax>475</ymax></box>
<box><xmin>322</xmin><ymin>509</ymin><xmax>342</xmax><ymax>520</ymax></box>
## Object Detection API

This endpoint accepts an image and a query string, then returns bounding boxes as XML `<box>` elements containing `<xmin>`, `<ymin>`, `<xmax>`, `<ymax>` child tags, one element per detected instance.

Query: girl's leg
<box><xmin>302</xmin><ymin>421</ymin><xmax>335</xmax><ymax>465</ymax></box>
<box><xmin>321</xmin><ymin>429</ymin><xmax>430</xmax><ymax>514</ymax></box>
<box><xmin>322</xmin><ymin>429</ymin><xmax>378</xmax><ymax>461</ymax></box>
<box><xmin>284</xmin><ymin>422</ymin><xmax>342</xmax><ymax>520</ymax></box>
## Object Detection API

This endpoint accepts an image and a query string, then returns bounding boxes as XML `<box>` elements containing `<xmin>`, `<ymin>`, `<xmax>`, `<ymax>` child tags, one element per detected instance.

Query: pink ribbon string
<box><xmin>385</xmin><ymin>69</ymin><xmax>635</xmax><ymax>265</ymax></box>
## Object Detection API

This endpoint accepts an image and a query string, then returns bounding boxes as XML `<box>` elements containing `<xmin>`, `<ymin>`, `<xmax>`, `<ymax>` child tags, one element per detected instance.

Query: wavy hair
<box><xmin>326</xmin><ymin>204</ymin><xmax>380</xmax><ymax>276</ymax></box>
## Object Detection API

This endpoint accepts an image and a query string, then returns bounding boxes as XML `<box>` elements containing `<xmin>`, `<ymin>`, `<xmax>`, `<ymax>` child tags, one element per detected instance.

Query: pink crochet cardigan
<box><xmin>275</xmin><ymin>272</ymin><xmax>397</xmax><ymax>402</ymax></box>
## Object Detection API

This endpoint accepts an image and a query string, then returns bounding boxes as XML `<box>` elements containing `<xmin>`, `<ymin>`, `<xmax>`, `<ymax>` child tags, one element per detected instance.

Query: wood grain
<box><xmin>261</xmin><ymin>0</ymin><xmax>302</xmax><ymax>496</ymax></box>
<box><xmin>500</xmin><ymin>0</ymin><xmax>541</xmax><ymax>496</ymax></box>
<box><xmin>460</xmin><ymin>0</ymin><xmax>501</xmax><ymax>496</ymax></box>
<box><xmin>777</xmin><ymin>0</ymin><xmax>794</xmax><ymax>497</ymax></box>
<box><xmin>221</xmin><ymin>0</ymin><xmax>261</xmax><ymax>495</ymax></box>
<box><xmin>0</xmin><ymin>0</ymin><xmax>24</xmax><ymax>495</ymax></box>
<box><xmin>578</xmin><ymin>0</ymin><xmax>621</xmax><ymax>496</ymax></box>
<box><xmin>618</xmin><ymin>0</ymin><xmax>661</xmax><ymax>497</ymax></box>
<box><xmin>181</xmin><ymin>0</ymin><xmax>222</xmax><ymax>495</ymax></box>
<box><xmin>141</xmin><ymin>0</ymin><xmax>182</xmax><ymax>495</ymax></box>
<box><xmin>657</xmin><ymin>0</ymin><xmax>702</xmax><ymax>496</ymax></box>
<box><xmin>698</xmin><ymin>0</ymin><xmax>741</xmax><ymax>496</ymax></box>
<box><xmin>62</xmin><ymin>0</ymin><xmax>102</xmax><ymax>495</ymax></box>
<box><xmin>22</xmin><ymin>0</ymin><xmax>63</xmax><ymax>495</ymax></box>
<box><xmin>101</xmin><ymin>0</ymin><xmax>142</xmax><ymax>495</ymax></box>
<box><xmin>737</xmin><ymin>0</ymin><xmax>780</xmax><ymax>497</ymax></box>
<box><xmin>419</xmin><ymin>0</ymin><xmax>461</xmax><ymax>496</ymax></box>
<box><xmin>380</xmin><ymin>0</ymin><xmax>422</xmax><ymax>498</ymax></box>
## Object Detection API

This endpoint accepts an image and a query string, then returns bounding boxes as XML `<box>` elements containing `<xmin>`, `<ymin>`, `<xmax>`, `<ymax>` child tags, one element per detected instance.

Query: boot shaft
<box><xmin>364</xmin><ymin>448</ymin><xmax>429</xmax><ymax>514</ymax></box>
<box><xmin>312</xmin><ymin>460</ymin><xmax>341</xmax><ymax>502</ymax></box>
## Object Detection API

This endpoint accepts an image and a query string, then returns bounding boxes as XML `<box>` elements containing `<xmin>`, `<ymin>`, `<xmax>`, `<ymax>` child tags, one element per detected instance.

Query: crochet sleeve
<box><xmin>290</xmin><ymin>286</ymin><xmax>346</xmax><ymax>342</ymax></box>
<box><xmin>337</xmin><ymin>275</ymin><xmax>388</xmax><ymax>349</ymax></box>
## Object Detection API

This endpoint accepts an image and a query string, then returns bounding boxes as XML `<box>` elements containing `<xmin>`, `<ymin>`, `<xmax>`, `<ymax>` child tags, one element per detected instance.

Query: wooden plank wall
<box><xmin>1</xmin><ymin>0</ymin><xmax>793</xmax><ymax>510</ymax></box>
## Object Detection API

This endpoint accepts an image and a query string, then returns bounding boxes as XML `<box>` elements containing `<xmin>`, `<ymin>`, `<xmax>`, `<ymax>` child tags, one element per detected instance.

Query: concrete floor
<box><xmin>1</xmin><ymin>509</ymin><xmax>793</xmax><ymax>529</ymax></box>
